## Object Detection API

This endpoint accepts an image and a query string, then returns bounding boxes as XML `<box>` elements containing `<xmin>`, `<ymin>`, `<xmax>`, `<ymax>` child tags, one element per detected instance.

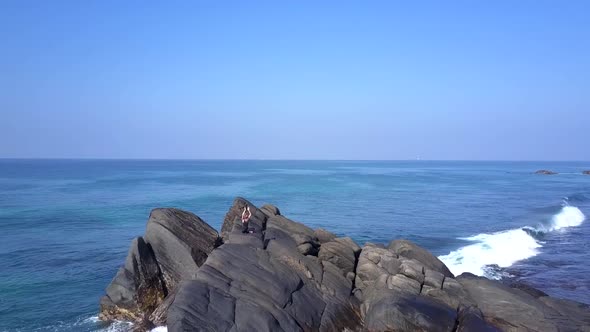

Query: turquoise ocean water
<box><xmin>0</xmin><ymin>160</ymin><xmax>589</xmax><ymax>331</ymax></box>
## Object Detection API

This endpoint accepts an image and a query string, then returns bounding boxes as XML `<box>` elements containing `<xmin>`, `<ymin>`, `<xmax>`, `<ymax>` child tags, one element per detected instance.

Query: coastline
<box><xmin>99</xmin><ymin>197</ymin><xmax>590</xmax><ymax>331</ymax></box>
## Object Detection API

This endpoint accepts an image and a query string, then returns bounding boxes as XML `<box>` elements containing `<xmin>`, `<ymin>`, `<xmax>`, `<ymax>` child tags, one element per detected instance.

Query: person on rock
<box><xmin>241</xmin><ymin>205</ymin><xmax>252</xmax><ymax>233</ymax></box>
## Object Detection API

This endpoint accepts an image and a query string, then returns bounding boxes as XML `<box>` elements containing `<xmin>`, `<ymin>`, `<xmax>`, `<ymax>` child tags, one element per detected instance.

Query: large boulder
<box><xmin>99</xmin><ymin>208</ymin><xmax>220</xmax><ymax>328</ymax></box>
<box><xmin>388</xmin><ymin>239</ymin><xmax>453</xmax><ymax>277</ymax></box>
<box><xmin>457</xmin><ymin>273</ymin><xmax>590</xmax><ymax>331</ymax></box>
<box><xmin>266</xmin><ymin>215</ymin><xmax>320</xmax><ymax>256</ymax></box>
<box><xmin>314</xmin><ymin>228</ymin><xmax>337</xmax><ymax>244</ymax></box>
<box><xmin>260</xmin><ymin>203</ymin><xmax>281</xmax><ymax>218</ymax></box>
<box><xmin>318</xmin><ymin>237</ymin><xmax>359</xmax><ymax>276</ymax></box>
<box><xmin>355</xmin><ymin>242</ymin><xmax>478</xmax><ymax>332</ymax></box>
<box><xmin>145</xmin><ymin>208</ymin><xmax>221</xmax><ymax>291</ymax></box>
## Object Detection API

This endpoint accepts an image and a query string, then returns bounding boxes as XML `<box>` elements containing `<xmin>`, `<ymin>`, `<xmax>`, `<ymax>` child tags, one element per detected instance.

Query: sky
<box><xmin>1</xmin><ymin>1</ymin><xmax>589</xmax><ymax>160</ymax></box>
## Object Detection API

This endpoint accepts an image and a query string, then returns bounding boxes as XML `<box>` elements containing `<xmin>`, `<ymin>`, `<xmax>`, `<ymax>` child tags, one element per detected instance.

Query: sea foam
<box><xmin>439</xmin><ymin>205</ymin><xmax>586</xmax><ymax>278</ymax></box>
<box><xmin>151</xmin><ymin>327</ymin><xmax>168</xmax><ymax>332</ymax></box>
<box><xmin>547</xmin><ymin>205</ymin><xmax>585</xmax><ymax>231</ymax></box>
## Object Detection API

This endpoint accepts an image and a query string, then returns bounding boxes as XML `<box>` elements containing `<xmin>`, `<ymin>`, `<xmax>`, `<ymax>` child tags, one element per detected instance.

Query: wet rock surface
<box><xmin>100</xmin><ymin>198</ymin><xmax>590</xmax><ymax>331</ymax></box>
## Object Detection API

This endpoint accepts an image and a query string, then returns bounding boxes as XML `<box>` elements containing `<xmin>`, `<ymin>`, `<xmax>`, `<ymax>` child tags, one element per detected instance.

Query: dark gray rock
<box><xmin>399</xmin><ymin>258</ymin><xmax>425</xmax><ymax>284</ymax></box>
<box><xmin>169</xmin><ymin>243</ymin><xmax>306</xmax><ymax>332</ymax></box>
<box><xmin>145</xmin><ymin>208</ymin><xmax>220</xmax><ymax>291</ymax></box>
<box><xmin>167</xmin><ymin>280</ymin><xmax>236</xmax><ymax>332</ymax></box>
<box><xmin>535</xmin><ymin>169</ymin><xmax>558</xmax><ymax>175</ymax></box>
<box><xmin>226</xmin><ymin>228</ymin><xmax>264</xmax><ymax>248</ymax></box>
<box><xmin>168</xmin><ymin>200</ymin><xmax>362</xmax><ymax>332</ymax></box>
<box><xmin>424</xmin><ymin>269</ymin><xmax>445</xmax><ymax>289</ymax></box>
<box><xmin>314</xmin><ymin>228</ymin><xmax>336</xmax><ymax>244</ymax></box>
<box><xmin>169</xmin><ymin>242</ymin><xmax>360</xmax><ymax>332</ymax></box>
<box><xmin>538</xmin><ymin>296</ymin><xmax>590</xmax><ymax>329</ymax></box>
<box><xmin>220</xmin><ymin>197</ymin><xmax>266</xmax><ymax>240</ymax></box>
<box><xmin>318</xmin><ymin>239</ymin><xmax>357</xmax><ymax>276</ymax></box>
<box><xmin>509</xmin><ymin>281</ymin><xmax>548</xmax><ymax>298</ymax></box>
<box><xmin>379</xmin><ymin>254</ymin><xmax>401</xmax><ymax>275</ymax></box>
<box><xmin>422</xmin><ymin>277</ymin><xmax>475</xmax><ymax>310</ymax></box>
<box><xmin>355</xmin><ymin>241</ymin><xmax>479</xmax><ymax>330</ymax></box>
<box><xmin>267</xmin><ymin>215</ymin><xmax>319</xmax><ymax>256</ymax></box>
<box><xmin>99</xmin><ymin>208</ymin><xmax>220</xmax><ymax>328</ymax></box>
<box><xmin>99</xmin><ymin>237</ymin><xmax>165</xmax><ymax>323</ymax></box>
<box><xmin>456</xmin><ymin>306</ymin><xmax>501</xmax><ymax>332</ymax></box>
<box><xmin>355</xmin><ymin>246</ymin><xmax>391</xmax><ymax>291</ymax></box>
<box><xmin>388</xmin><ymin>239</ymin><xmax>453</xmax><ymax>277</ymax></box>
<box><xmin>387</xmin><ymin>274</ymin><xmax>421</xmax><ymax>294</ymax></box>
<box><xmin>583</xmin><ymin>170</ymin><xmax>590</xmax><ymax>175</ymax></box>
<box><xmin>260</xmin><ymin>203</ymin><xmax>281</xmax><ymax>218</ymax></box>
<box><xmin>364</xmin><ymin>291</ymin><xmax>457</xmax><ymax>332</ymax></box>
<box><xmin>334</xmin><ymin>237</ymin><xmax>361</xmax><ymax>256</ymax></box>
<box><xmin>457</xmin><ymin>274</ymin><xmax>590</xmax><ymax>331</ymax></box>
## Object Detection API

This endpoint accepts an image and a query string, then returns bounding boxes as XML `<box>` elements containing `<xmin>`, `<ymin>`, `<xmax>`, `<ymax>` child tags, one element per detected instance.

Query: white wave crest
<box><xmin>439</xmin><ymin>205</ymin><xmax>586</xmax><ymax>278</ymax></box>
<box><xmin>547</xmin><ymin>205</ymin><xmax>585</xmax><ymax>231</ymax></box>
<box><xmin>439</xmin><ymin>228</ymin><xmax>542</xmax><ymax>277</ymax></box>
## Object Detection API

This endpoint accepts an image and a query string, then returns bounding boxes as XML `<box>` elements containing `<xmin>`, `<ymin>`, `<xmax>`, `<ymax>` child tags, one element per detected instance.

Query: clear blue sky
<box><xmin>1</xmin><ymin>1</ymin><xmax>589</xmax><ymax>160</ymax></box>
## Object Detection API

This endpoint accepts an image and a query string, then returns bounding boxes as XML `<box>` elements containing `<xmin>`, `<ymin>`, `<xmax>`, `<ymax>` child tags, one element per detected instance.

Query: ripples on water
<box><xmin>0</xmin><ymin>160</ymin><xmax>589</xmax><ymax>331</ymax></box>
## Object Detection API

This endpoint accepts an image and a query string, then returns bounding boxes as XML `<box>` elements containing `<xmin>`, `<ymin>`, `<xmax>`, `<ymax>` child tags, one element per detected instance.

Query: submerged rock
<box><xmin>100</xmin><ymin>199</ymin><xmax>590</xmax><ymax>331</ymax></box>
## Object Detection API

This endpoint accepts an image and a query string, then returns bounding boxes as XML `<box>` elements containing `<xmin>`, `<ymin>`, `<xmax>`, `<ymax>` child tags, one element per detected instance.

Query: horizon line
<box><xmin>0</xmin><ymin>157</ymin><xmax>589</xmax><ymax>163</ymax></box>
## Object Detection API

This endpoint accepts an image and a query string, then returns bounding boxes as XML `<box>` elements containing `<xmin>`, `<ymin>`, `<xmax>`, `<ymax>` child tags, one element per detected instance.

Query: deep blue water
<box><xmin>1</xmin><ymin>159</ymin><xmax>589</xmax><ymax>331</ymax></box>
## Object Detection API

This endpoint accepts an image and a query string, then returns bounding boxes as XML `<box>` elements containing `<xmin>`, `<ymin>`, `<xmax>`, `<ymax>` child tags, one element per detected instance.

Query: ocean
<box><xmin>0</xmin><ymin>159</ymin><xmax>588</xmax><ymax>331</ymax></box>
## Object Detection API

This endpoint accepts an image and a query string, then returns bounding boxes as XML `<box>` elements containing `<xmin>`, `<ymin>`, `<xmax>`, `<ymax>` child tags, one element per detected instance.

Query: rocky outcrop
<box><xmin>101</xmin><ymin>199</ymin><xmax>590</xmax><ymax>331</ymax></box>
<box><xmin>220</xmin><ymin>197</ymin><xmax>271</xmax><ymax>240</ymax></box>
<box><xmin>169</xmin><ymin>199</ymin><xmax>361</xmax><ymax>331</ymax></box>
<box><xmin>99</xmin><ymin>237</ymin><xmax>165</xmax><ymax>324</ymax></box>
<box><xmin>99</xmin><ymin>208</ymin><xmax>220</xmax><ymax>328</ymax></box>
<box><xmin>534</xmin><ymin>169</ymin><xmax>557</xmax><ymax>175</ymax></box>
<box><xmin>457</xmin><ymin>273</ymin><xmax>590</xmax><ymax>331</ymax></box>
<box><xmin>354</xmin><ymin>243</ymin><xmax>485</xmax><ymax>331</ymax></box>
<box><xmin>314</xmin><ymin>228</ymin><xmax>337</xmax><ymax>244</ymax></box>
<box><xmin>388</xmin><ymin>239</ymin><xmax>453</xmax><ymax>277</ymax></box>
<box><xmin>145</xmin><ymin>208</ymin><xmax>221</xmax><ymax>290</ymax></box>
<box><xmin>583</xmin><ymin>170</ymin><xmax>590</xmax><ymax>175</ymax></box>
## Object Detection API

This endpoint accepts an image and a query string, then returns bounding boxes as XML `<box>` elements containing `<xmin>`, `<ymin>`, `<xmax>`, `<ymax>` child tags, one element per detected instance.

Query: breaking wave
<box><xmin>439</xmin><ymin>202</ymin><xmax>586</xmax><ymax>279</ymax></box>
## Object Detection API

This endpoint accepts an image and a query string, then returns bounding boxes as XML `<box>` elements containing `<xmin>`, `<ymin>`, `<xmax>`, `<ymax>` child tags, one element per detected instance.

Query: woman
<box><xmin>241</xmin><ymin>205</ymin><xmax>252</xmax><ymax>233</ymax></box>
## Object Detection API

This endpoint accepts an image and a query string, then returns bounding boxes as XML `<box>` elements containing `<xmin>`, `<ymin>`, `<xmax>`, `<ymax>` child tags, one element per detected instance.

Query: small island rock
<box><xmin>535</xmin><ymin>169</ymin><xmax>557</xmax><ymax>175</ymax></box>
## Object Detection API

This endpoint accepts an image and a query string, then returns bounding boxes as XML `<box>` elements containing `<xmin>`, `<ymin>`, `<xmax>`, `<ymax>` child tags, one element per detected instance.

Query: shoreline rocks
<box><xmin>100</xmin><ymin>198</ymin><xmax>590</xmax><ymax>331</ymax></box>
<box><xmin>99</xmin><ymin>208</ymin><xmax>221</xmax><ymax>329</ymax></box>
